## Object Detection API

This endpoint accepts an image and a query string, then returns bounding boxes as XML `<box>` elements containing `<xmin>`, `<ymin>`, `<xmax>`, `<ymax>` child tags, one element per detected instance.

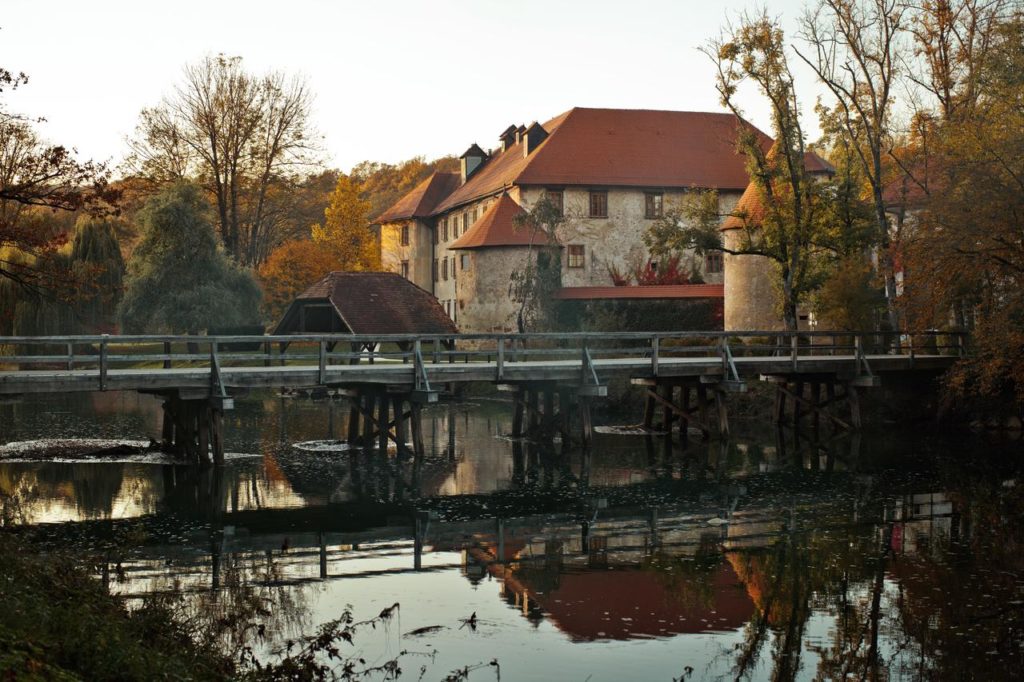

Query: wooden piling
<box><xmin>377</xmin><ymin>393</ymin><xmax>389</xmax><ymax>455</ymax></box>
<box><xmin>512</xmin><ymin>388</ymin><xmax>525</xmax><ymax>438</ymax></box>
<box><xmin>393</xmin><ymin>397</ymin><xmax>408</xmax><ymax>460</ymax></box>
<box><xmin>211</xmin><ymin>408</ymin><xmax>224</xmax><ymax>465</ymax></box>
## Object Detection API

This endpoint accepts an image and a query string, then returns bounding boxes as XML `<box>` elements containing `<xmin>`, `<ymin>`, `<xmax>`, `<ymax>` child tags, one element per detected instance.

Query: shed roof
<box><xmin>273</xmin><ymin>271</ymin><xmax>458</xmax><ymax>335</ymax></box>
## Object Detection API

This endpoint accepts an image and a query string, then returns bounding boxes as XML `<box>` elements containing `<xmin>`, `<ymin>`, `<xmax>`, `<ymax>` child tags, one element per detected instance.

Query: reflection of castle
<box><xmin>465</xmin><ymin>527</ymin><xmax>755</xmax><ymax>641</ymax></box>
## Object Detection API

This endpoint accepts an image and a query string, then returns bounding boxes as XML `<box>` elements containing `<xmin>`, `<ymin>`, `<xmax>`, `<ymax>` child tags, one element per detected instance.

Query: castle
<box><xmin>376</xmin><ymin>107</ymin><xmax>829</xmax><ymax>332</ymax></box>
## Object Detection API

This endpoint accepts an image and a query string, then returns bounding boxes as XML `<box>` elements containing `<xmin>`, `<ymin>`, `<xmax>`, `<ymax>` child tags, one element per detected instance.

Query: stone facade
<box><xmin>722</xmin><ymin>230</ymin><xmax>783</xmax><ymax>331</ymax></box>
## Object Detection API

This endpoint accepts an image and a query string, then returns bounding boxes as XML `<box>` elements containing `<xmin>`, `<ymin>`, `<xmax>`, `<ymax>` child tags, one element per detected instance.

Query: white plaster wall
<box><xmin>518</xmin><ymin>186</ymin><xmax>741</xmax><ymax>286</ymax></box>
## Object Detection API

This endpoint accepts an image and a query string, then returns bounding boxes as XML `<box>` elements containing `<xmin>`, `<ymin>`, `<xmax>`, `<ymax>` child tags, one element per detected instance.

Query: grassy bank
<box><xmin>0</xmin><ymin>536</ymin><xmax>233</xmax><ymax>680</ymax></box>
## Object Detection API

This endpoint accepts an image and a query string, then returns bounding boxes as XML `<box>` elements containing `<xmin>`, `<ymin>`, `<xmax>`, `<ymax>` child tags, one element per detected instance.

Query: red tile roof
<box><xmin>375</xmin><ymin>172</ymin><xmax>461</xmax><ymax>223</ymax></box>
<box><xmin>721</xmin><ymin>181</ymin><xmax>766</xmax><ymax>231</ymax></box>
<box><xmin>554</xmin><ymin>284</ymin><xmax>725</xmax><ymax>300</ymax></box>
<box><xmin>515</xmin><ymin>108</ymin><xmax>771</xmax><ymax>190</ymax></box>
<box><xmin>430</xmin><ymin>108</ymin><xmax>776</xmax><ymax>215</ymax></box>
<box><xmin>448</xmin><ymin>193</ymin><xmax>555</xmax><ymax>250</ymax></box>
<box><xmin>431</xmin><ymin>111</ymin><xmax>573</xmax><ymax>214</ymax></box>
<box><xmin>273</xmin><ymin>271</ymin><xmax>458</xmax><ymax>335</ymax></box>
<box><xmin>721</xmin><ymin>150</ymin><xmax>835</xmax><ymax>231</ymax></box>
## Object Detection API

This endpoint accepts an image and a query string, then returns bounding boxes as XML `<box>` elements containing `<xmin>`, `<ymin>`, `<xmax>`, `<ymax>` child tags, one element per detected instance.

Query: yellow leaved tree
<box><xmin>311</xmin><ymin>174</ymin><xmax>380</xmax><ymax>271</ymax></box>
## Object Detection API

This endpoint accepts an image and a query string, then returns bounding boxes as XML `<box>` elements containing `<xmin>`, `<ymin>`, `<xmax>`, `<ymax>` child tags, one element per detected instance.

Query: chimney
<box><xmin>460</xmin><ymin>143</ymin><xmax>488</xmax><ymax>184</ymax></box>
<box><xmin>522</xmin><ymin>122</ymin><xmax>548</xmax><ymax>157</ymax></box>
<box><xmin>499</xmin><ymin>125</ymin><xmax>518</xmax><ymax>152</ymax></box>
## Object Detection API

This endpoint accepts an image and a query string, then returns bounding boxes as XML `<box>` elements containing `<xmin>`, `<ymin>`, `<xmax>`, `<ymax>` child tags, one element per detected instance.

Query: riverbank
<box><xmin>0</xmin><ymin>534</ymin><xmax>234</xmax><ymax>680</ymax></box>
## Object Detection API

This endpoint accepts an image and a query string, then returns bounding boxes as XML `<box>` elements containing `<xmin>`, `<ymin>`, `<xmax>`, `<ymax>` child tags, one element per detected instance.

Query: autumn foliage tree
<box><xmin>311</xmin><ymin>174</ymin><xmax>380</xmax><ymax>271</ymax></box>
<box><xmin>259</xmin><ymin>174</ymin><xmax>380</xmax><ymax>322</ymax></box>
<box><xmin>0</xmin><ymin>66</ymin><xmax>117</xmax><ymax>297</ymax></box>
<box><xmin>258</xmin><ymin>240</ymin><xmax>342</xmax><ymax>323</ymax></box>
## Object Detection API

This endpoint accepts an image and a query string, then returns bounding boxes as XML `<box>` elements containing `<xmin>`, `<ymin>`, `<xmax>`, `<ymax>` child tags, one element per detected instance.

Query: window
<box><xmin>400</xmin><ymin>224</ymin><xmax>410</xmax><ymax>246</ymax></box>
<box><xmin>545</xmin><ymin>189</ymin><xmax>563</xmax><ymax>216</ymax></box>
<box><xmin>433</xmin><ymin>223</ymin><xmax>439</xmax><ymax>245</ymax></box>
<box><xmin>432</xmin><ymin>259</ymin><xmax>438</xmax><ymax>282</ymax></box>
<box><xmin>471</xmin><ymin>208</ymin><xmax>477</xmax><ymax>224</ymax></box>
<box><xmin>589</xmin><ymin>190</ymin><xmax>608</xmax><ymax>218</ymax></box>
<box><xmin>400</xmin><ymin>260</ymin><xmax>409</xmax><ymax>279</ymax></box>
<box><xmin>567</xmin><ymin>244</ymin><xmax>585</xmax><ymax>268</ymax></box>
<box><xmin>645</xmin><ymin>192</ymin><xmax>663</xmax><ymax>219</ymax></box>
<box><xmin>442</xmin><ymin>219</ymin><xmax>448</xmax><ymax>242</ymax></box>
<box><xmin>461</xmin><ymin>254</ymin><xmax>470</xmax><ymax>270</ymax></box>
<box><xmin>705</xmin><ymin>251</ymin><xmax>723</xmax><ymax>274</ymax></box>
<box><xmin>442</xmin><ymin>257</ymin><xmax>448</xmax><ymax>281</ymax></box>
<box><xmin>450</xmin><ymin>256</ymin><xmax>456</xmax><ymax>281</ymax></box>
<box><xmin>462</xmin><ymin>213</ymin><xmax>468</xmax><ymax>233</ymax></box>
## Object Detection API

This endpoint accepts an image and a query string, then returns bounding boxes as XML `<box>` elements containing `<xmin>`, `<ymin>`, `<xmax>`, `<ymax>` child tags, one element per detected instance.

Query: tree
<box><xmin>258</xmin><ymin>239</ymin><xmax>342</xmax><ymax>323</ymax></box>
<box><xmin>658</xmin><ymin>12</ymin><xmax>842</xmax><ymax>330</ymax></box>
<box><xmin>311</xmin><ymin>174</ymin><xmax>380</xmax><ymax>271</ymax></box>
<box><xmin>118</xmin><ymin>183</ymin><xmax>261</xmax><ymax>334</ymax></box>
<box><xmin>906</xmin><ymin>12</ymin><xmax>1024</xmax><ymax>406</ymax></box>
<box><xmin>69</xmin><ymin>216</ymin><xmax>125</xmax><ymax>332</ymax></box>
<box><xmin>797</xmin><ymin>0</ymin><xmax>909</xmax><ymax>332</ymax></box>
<box><xmin>510</xmin><ymin>195</ymin><xmax>564</xmax><ymax>333</ymax></box>
<box><xmin>128</xmin><ymin>55</ymin><xmax>319</xmax><ymax>265</ymax></box>
<box><xmin>0</xmin><ymin>67</ymin><xmax>117</xmax><ymax>295</ymax></box>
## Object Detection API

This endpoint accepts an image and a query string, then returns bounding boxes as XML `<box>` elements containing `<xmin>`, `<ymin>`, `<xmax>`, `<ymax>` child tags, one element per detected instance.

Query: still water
<box><xmin>1</xmin><ymin>391</ymin><xmax>1023</xmax><ymax>680</ymax></box>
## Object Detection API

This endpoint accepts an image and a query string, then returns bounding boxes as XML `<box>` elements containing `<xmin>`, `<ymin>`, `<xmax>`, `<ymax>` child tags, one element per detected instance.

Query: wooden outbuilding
<box><xmin>274</xmin><ymin>271</ymin><xmax>458</xmax><ymax>338</ymax></box>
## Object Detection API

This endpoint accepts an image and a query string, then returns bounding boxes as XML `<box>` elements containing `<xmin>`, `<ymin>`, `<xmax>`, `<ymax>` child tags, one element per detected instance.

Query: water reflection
<box><xmin>3</xmin><ymin>392</ymin><xmax>1024</xmax><ymax>680</ymax></box>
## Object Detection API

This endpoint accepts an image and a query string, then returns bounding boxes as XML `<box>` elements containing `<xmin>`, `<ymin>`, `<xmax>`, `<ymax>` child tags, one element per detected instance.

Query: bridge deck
<box><xmin>0</xmin><ymin>330</ymin><xmax>962</xmax><ymax>396</ymax></box>
<box><xmin>0</xmin><ymin>352</ymin><xmax>955</xmax><ymax>395</ymax></box>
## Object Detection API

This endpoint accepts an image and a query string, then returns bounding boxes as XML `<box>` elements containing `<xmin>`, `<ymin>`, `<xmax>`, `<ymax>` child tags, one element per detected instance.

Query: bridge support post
<box><xmin>158</xmin><ymin>395</ymin><xmax>226</xmax><ymax>466</ymax></box>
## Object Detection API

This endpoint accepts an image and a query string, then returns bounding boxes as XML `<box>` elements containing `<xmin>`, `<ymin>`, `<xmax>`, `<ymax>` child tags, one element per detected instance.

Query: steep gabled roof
<box><xmin>514</xmin><ymin>108</ymin><xmax>772</xmax><ymax>190</ymax></box>
<box><xmin>420</xmin><ymin>108</ymin><xmax>778</xmax><ymax>217</ymax></box>
<box><xmin>432</xmin><ymin>110</ymin><xmax>573</xmax><ymax>214</ymax></box>
<box><xmin>375</xmin><ymin>172</ymin><xmax>461</xmax><ymax>223</ymax></box>
<box><xmin>448</xmin><ymin>193</ymin><xmax>555</xmax><ymax>250</ymax></box>
<box><xmin>273</xmin><ymin>271</ymin><xmax>458</xmax><ymax>335</ymax></box>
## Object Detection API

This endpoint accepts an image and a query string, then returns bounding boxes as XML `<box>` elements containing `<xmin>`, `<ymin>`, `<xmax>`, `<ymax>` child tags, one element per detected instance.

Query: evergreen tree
<box><xmin>118</xmin><ymin>183</ymin><xmax>262</xmax><ymax>334</ymax></box>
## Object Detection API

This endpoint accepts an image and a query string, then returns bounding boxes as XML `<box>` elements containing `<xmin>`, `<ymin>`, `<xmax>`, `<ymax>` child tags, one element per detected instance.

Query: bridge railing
<box><xmin>0</xmin><ymin>329</ymin><xmax>967</xmax><ymax>380</ymax></box>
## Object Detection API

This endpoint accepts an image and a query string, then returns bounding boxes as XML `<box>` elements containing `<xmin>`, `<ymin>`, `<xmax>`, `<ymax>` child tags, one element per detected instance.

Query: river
<box><xmin>1</xmin><ymin>390</ymin><xmax>1022</xmax><ymax>680</ymax></box>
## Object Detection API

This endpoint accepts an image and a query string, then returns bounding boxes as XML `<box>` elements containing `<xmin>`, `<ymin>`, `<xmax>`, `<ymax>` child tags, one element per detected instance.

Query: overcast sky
<box><xmin>1</xmin><ymin>0</ymin><xmax>825</xmax><ymax>174</ymax></box>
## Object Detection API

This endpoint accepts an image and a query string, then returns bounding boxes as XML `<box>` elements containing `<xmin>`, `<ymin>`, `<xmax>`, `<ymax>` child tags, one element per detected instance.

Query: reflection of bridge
<box><xmin>1</xmin><ymin>330</ymin><xmax>961</xmax><ymax>465</ymax></box>
<box><xmin>95</xmin><ymin>479</ymin><xmax>963</xmax><ymax>645</ymax></box>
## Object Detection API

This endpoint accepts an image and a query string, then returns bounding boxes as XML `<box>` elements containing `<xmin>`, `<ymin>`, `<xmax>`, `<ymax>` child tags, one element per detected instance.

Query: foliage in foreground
<box><xmin>0</xmin><ymin>535</ymin><xmax>233</xmax><ymax>680</ymax></box>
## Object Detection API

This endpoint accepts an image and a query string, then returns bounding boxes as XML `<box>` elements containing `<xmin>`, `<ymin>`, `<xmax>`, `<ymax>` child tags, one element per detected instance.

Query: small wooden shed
<box><xmin>273</xmin><ymin>272</ymin><xmax>458</xmax><ymax>356</ymax></box>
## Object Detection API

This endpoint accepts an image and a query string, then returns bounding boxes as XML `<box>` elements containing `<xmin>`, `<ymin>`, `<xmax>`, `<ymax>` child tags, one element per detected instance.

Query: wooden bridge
<box><xmin>0</xmin><ymin>330</ymin><xmax>963</xmax><ymax>465</ymax></box>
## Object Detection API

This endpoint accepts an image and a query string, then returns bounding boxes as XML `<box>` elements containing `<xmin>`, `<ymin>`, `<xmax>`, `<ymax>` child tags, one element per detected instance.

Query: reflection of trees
<box><xmin>727</xmin><ymin>514</ymin><xmax>891</xmax><ymax>681</ymax></box>
<box><xmin>144</xmin><ymin>548</ymin><xmax>316</xmax><ymax>658</ymax></box>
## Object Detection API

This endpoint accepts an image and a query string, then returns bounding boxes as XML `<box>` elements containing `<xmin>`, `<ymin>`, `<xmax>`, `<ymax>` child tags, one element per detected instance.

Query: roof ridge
<box><xmin>514</xmin><ymin>107</ymin><xmax>576</xmax><ymax>185</ymax></box>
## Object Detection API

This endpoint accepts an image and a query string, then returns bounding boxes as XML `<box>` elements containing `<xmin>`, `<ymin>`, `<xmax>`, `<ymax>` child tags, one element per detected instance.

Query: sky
<box><xmin>1</xmin><ymin>0</ymin><xmax>827</xmax><ymax>174</ymax></box>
